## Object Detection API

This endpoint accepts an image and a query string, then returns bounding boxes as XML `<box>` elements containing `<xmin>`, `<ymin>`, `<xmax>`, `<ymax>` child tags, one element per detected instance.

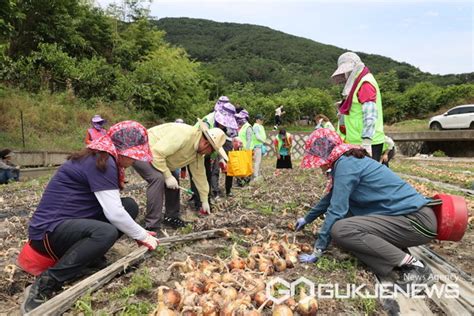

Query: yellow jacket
<box><xmin>148</xmin><ymin>123</ymin><xmax>208</xmax><ymax>201</ymax></box>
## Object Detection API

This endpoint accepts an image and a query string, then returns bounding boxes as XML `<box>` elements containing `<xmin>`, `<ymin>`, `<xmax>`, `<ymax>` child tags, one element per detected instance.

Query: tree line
<box><xmin>0</xmin><ymin>1</ymin><xmax>473</xmax><ymax>125</ymax></box>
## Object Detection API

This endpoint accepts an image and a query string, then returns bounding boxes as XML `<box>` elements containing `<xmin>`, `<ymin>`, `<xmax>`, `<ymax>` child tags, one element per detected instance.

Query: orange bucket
<box><xmin>432</xmin><ymin>194</ymin><xmax>468</xmax><ymax>241</ymax></box>
<box><xmin>17</xmin><ymin>241</ymin><xmax>57</xmax><ymax>276</ymax></box>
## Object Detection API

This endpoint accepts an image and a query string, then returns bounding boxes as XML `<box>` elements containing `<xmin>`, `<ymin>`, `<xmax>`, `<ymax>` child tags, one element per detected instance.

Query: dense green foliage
<box><xmin>1</xmin><ymin>6</ymin><xmax>473</xmax><ymax>151</ymax></box>
<box><xmin>0</xmin><ymin>1</ymin><xmax>211</xmax><ymax>123</ymax></box>
<box><xmin>154</xmin><ymin>18</ymin><xmax>474</xmax><ymax>94</ymax></box>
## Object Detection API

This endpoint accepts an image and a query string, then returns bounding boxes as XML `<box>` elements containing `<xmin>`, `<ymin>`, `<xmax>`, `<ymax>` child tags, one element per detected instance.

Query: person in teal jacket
<box><xmin>296</xmin><ymin>129</ymin><xmax>437</xmax><ymax>291</ymax></box>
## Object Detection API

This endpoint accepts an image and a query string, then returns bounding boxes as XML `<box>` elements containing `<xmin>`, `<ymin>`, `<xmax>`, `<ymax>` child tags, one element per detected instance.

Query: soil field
<box><xmin>0</xmin><ymin>158</ymin><xmax>472</xmax><ymax>315</ymax></box>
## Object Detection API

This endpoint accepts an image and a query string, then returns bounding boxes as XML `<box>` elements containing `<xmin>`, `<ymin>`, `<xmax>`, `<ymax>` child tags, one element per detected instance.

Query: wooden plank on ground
<box><xmin>409</xmin><ymin>246</ymin><xmax>474</xmax><ymax>315</ymax></box>
<box><xmin>26</xmin><ymin>229</ymin><xmax>228</xmax><ymax>316</ymax></box>
<box><xmin>376</xmin><ymin>276</ymin><xmax>435</xmax><ymax>316</ymax></box>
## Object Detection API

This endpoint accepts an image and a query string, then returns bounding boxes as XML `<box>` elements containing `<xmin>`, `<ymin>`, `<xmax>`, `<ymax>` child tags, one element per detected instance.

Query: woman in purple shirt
<box><xmin>20</xmin><ymin>121</ymin><xmax>159</xmax><ymax>313</ymax></box>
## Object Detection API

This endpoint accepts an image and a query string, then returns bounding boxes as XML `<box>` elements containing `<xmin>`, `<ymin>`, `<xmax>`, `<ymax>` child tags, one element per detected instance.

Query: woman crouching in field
<box><xmin>19</xmin><ymin>121</ymin><xmax>160</xmax><ymax>313</ymax></box>
<box><xmin>295</xmin><ymin>129</ymin><xmax>437</xmax><ymax>291</ymax></box>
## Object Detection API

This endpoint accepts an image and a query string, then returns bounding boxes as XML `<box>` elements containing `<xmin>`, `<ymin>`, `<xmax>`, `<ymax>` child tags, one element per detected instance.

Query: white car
<box><xmin>429</xmin><ymin>104</ymin><xmax>474</xmax><ymax>130</ymax></box>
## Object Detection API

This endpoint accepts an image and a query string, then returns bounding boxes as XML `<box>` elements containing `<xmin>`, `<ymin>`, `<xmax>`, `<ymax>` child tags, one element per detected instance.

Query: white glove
<box><xmin>165</xmin><ymin>176</ymin><xmax>179</xmax><ymax>190</ymax></box>
<box><xmin>361</xmin><ymin>138</ymin><xmax>372</xmax><ymax>157</ymax></box>
<box><xmin>202</xmin><ymin>201</ymin><xmax>211</xmax><ymax>214</ymax></box>
<box><xmin>137</xmin><ymin>232</ymin><xmax>160</xmax><ymax>250</ymax></box>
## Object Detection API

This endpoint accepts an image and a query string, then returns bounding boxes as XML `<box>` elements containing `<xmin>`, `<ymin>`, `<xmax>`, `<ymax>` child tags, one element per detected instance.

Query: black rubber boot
<box><xmin>21</xmin><ymin>271</ymin><xmax>62</xmax><ymax>314</ymax></box>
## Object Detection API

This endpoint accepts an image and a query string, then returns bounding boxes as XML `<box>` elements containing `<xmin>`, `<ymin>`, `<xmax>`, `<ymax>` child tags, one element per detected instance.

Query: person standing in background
<box><xmin>274</xmin><ymin>105</ymin><xmax>285</xmax><ymax>130</ymax></box>
<box><xmin>314</xmin><ymin>114</ymin><xmax>335</xmax><ymax>131</ymax></box>
<box><xmin>0</xmin><ymin>149</ymin><xmax>20</xmax><ymax>184</ymax></box>
<box><xmin>235</xmin><ymin>110</ymin><xmax>253</xmax><ymax>187</ymax></box>
<box><xmin>331</xmin><ymin>52</ymin><xmax>385</xmax><ymax>162</ymax></box>
<box><xmin>274</xmin><ymin>129</ymin><xmax>293</xmax><ymax>174</ymax></box>
<box><xmin>85</xmin><ymin>115</ymin><xmax>107</xmax><ymax>144</ymax></box>
<box><xmin>251</xmin><ymin>114</ymin><xmax>267</xmax><ymax>180</ymax></box>
<box><xmin>380</xmin><ymin>135</ymin><xmax>396</xmax><ymax>168</ymax></box>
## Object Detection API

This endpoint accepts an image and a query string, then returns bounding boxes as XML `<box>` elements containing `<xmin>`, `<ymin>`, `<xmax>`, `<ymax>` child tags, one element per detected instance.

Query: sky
<box><xmin>96</xmin><ymin>0</ymin><xmax>474</xmax><ymax>75</ymax></box>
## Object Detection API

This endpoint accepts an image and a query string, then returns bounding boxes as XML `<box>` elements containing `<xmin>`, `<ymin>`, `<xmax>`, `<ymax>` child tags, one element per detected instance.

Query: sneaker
<box><xmin>21</xmin><ymin>271</ymin><xmax>62</xmax><ymax>313</ymax></box>
<box><xmin>162</xmin><ymin>216</ymin><xmax>188</xmax><ymax>229</ymax></box>
<box><xmin>226</xmin><ymin>192</ymin><xmax>234</xmax><ymax>198</ymax></box>
<box><xmin>395</xmin><ymin>264</ymin><xmax>435</xmax><ymax>295</ymax></box>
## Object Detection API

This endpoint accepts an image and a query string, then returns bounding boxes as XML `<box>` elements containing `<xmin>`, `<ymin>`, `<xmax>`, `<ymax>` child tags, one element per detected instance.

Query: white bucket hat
<box><xmin>331</xmin><ymin>52</ymin><xmax>362</xmax><ymax>78</ymax></box>
<box><xmin>198</xmin><ymin>119</ymin><xmax>228</xmax><ymax>161</ymax></box>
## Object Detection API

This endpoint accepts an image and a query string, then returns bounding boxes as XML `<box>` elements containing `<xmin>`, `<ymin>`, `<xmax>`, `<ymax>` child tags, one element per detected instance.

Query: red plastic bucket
<box><xmin>17</xmin><ymin>241</ymin><xmax>57</xmax><ymax>276</ymax></box>
<box><xmin>432</xmin><ymin>194</ymin><xmax>468</xmax><ymax>241</ymax></box>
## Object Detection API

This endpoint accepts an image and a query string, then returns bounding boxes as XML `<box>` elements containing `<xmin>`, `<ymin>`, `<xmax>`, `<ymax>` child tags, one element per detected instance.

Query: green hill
<box><xmin>154</xmin><ymin>18</ymin><xmax>473</xmax><ymax>94</ymax></box>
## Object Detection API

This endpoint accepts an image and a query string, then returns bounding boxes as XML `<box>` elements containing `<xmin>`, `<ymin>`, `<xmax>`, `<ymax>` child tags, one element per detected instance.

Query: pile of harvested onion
<box><xmin>149</xmin><ymin>231</ymin><xmax>318</xmax><ymax>315</ymax></box>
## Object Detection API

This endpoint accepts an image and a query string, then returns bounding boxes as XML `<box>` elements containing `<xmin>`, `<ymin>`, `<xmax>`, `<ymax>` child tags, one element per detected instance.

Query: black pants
<box><xmin>30</xmin><ymin>197</ymin><xmax>138</xmax><ymax>283</ymax></box>
<box><xmin>371</xmin><ymin>143</ymin><xmax>383</xmax><ymax>162</ymax></box>
<box><xmin>189</xmin><ymin>156</ymin><xmax>212</xmax><ymax>209</ymax></box>
<box><xmin>275</xmin><ymin>115</ymin><xmax>282</xmax><ymax>126</ymax></box>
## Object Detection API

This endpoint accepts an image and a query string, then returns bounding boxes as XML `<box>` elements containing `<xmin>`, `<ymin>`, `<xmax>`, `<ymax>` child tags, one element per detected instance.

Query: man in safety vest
<box><xmin>85</xmin><ymin>115</ymin><xmax>107</xmax><ymax>144</ymax></box>
<box><xmin>331</xmin><ymin>52</ymin><xmax>385</xmax><ymax>162</ymax></box>
<box><xmin>251</xmin><ymin>114</ymin><xmax>267</xmax><ymax>180</ymax></box>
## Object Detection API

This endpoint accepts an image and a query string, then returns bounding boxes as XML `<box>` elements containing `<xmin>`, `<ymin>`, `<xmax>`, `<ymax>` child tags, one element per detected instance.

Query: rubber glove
<box><xmin>136</xmin><ymin>231</ymin><xmax>159</xmax><ymax>250</ymax></box>
<box><xmin>295</xmin><ymin>217</ymin><xmax>307</xmax><ymax>231</ymax></box>
<box><xmin>165</xmin><ymin>176</ymin><xmax>179</xmax><ymax>190</ymax></box>
<box><xmin>361</xmin><ymin>138</ymin><xmax>372</xmax><ymax>157</ymax></box>
<box><xmin>201</xmin><ymin>201</ymin><xmax>211</xmax><ymax>215</ymax></box>
<box><xmin>299</xmin><ymin>249</ymin><xmax>323</xmax><ymax>263</ymax></box>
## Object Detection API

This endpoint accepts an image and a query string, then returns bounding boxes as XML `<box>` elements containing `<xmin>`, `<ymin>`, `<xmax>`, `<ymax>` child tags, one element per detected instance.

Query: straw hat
<box><xmin>198</xmin><ymin>120</ymin><xmax>228</xmax><ymax>161</ymax></box>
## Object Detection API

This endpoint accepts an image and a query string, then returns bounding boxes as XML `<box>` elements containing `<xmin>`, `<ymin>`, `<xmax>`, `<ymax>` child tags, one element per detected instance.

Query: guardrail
<box><xmin>13</xmin><ymin>151</ymin><xmax>70</xmax><ymax>167</ymax></box>
<box><xmin>386</xmin><ymin>130</ymin><xmax>474</xmax><ymax>141</ymax></box>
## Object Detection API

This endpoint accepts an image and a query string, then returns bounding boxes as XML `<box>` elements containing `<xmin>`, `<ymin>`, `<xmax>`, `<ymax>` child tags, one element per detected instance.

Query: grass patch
<box><xmin>150</xmin><ymin>245</ymin><xmax>167</xmax><ymax>260</ymax></box>
<box><xmin>178</xmin><ymin>223</ymin><xmax>193</xmax><ymax>235</ymax></box>
<box><xmin>119</xmin><ymin>301</ymin><xmax>155</xmax><ymax>315</ymax></box>
<box><xmin>74</xmin><ymin>292</ymin><xmax>94</xmax><ymax>315</ymax></box>
<box><xmin>384</xmin><ymin>119</ymin><xmax>429</xmax><ymax>132</ymax></box>
<box><xmin>118</xmin><ymin>268</ymin><xmax>153</xmax><ymax>299</ymax></box>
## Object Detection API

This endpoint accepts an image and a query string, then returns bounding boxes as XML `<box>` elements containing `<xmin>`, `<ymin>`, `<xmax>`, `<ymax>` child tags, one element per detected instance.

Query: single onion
<box><xmin>210</xmin><ymin>272</ymin><xmax>222</xmax><ymax>283</ymax></box>
<box><xmin>221</xmin><ymin>272</ymin><xmax>235</xmax><ymax>283</ymax></box>
<box><xmin>298</xmin><ymin>243</ymin><xmax>313</xmax><ymax>253</ymax></box>
<box><xmin>297</xmin><ymin>288</ymin><xmax>318</xmax><ymax>316</ymax></box>
<box><xmin>250</xmin><ymin>245</ymin><xmax>263</xmax><ymax>255</ymax></box>
<box><xmin>272</xmin><ymin>304</ymin><xmax>294</xmax><ymax>316</ymax></box>
<box><xmin>152</xmin><ymin>287</ymin><xmax>177</xmax><ymax>316</ymax></box>
<box><xmin>286</xmin><ymin>298</ymin><xmax>297</xmax><ymax>311</ymax></box>
<box><xmin>221</xmin><ymin>286</ymin><xmax>238</xmax><ymax>301</ymax></box>
<box><xmin>229</xmin><ymin>243</ymin><xmax>247</xmax><ymax>270</ymax></box>
<box><xmin>254</xmin><ymin>291</ymin><xmax>273</xmax><ymax>308</ymax></box>
<box><xmin>159</xmin><ymin>287</ymin><xmax>181</xmax><ymax>309</ymax></box>
<box><xmin>273</xmin><ymin>256</ymin><xmax>287</xmax><ymax>272</ymax></box>
<box><xmin>237</xmin><ymin>292</ymin><xmax>252</xmax><ymax>305</ymax></box>
<box><xmin>246</xmin><ymin>256</ymin><xmax>257</xmax><ymax>270</ymax></box>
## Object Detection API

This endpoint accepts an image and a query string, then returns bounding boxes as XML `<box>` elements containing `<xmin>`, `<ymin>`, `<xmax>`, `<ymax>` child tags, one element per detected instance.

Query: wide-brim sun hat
<box><xmin>91</xmin><ymin>114</ymin><xmax>106</xmax><ymax>123</ymax></box>
<box><xmin>235</xmin><ymin>109</ymin><xmax>249</xmax><ymax>120</ymax></box>
<box><xmin>331</xmin><ymin>52</ymin><xmax>361</xmax><ymax>78</ymax></box>
<box><xmin>215</xmin><ymin>102</ymin><xmax>238</xmax><ymax>130</ymax></box>
<box><xmin>108</xmin><ymin>121</ymin><xmax>153</xmax><ymax>162</ymax></box>
<box><xmin>198</xmin><ymin>119</ymin><xmax>229</xmax><ymax>161</ymax></box>
<box><xmin>301</xmin><ymin>129</ymin><xmax>344</xmax><ymax>169</ymax></box>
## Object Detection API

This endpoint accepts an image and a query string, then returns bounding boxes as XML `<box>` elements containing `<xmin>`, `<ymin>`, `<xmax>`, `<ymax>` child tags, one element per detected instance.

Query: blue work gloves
<box><xmin>295</xmin><ymin>217</ymin><xmax>307</xmax><ymax>231</ymax></box>
<box><xmin>299</xmin><ymin>249</ymin><xmax>323</xmax><ymax>263</ymax></box>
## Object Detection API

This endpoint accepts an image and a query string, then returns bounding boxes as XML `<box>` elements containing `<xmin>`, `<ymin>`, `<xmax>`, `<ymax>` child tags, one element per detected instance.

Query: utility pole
<box><xmin>20</xmin><ymin>110</ymin><xmax>25</xmax><ymax>148</ymax></box>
